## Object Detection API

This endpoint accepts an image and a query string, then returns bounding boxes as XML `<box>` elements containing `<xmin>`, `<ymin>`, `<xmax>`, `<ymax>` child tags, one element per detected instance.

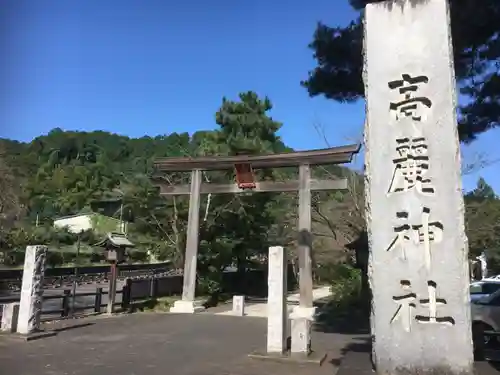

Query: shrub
<box><xmin>197</xmin><ymin>270</ymin><xmax>223</xmax><ymax>296</ymax></box>
<box><xmin>314</xmin><ymin>263</ymin><xmax>369</xmax><ymax>332</ymax></box>
<box><xmin>326</xmin><ymin>263</ymin><xmax>362</xmax><ymax>302</ymax></box>
<box><xmin>46</xmin><ymin>251</ymin><xmax>64</xmax><ymax>268</ymax></box>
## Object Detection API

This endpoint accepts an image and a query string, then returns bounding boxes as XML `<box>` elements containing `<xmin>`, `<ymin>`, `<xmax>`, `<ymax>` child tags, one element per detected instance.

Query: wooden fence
<box><xmin>0</xmin><ymin>288</ymin><xmax>125</xmax><ymax>321</ymax></box>
<box><xmin>0</xmin><ymin>267</ymin><xmax>298</xmax><ymax>321</ymax></box>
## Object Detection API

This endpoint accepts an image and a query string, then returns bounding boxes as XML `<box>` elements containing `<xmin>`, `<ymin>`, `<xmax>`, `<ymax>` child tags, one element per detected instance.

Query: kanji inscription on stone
<box><xmin>386</xmin><ymin>211</ymin><xmax>412</xmax><ymax>260</ymax></box>
<box><xmin>386</xmin><ymin>208</ymin><xmax>443</xmax><ymax>270</ymax></box>
<box><xmin>416</xmin><ymin>281</ymin><xmax>455</xmax><ymax>326</ymax></box>
<box><xmin>389</xmin><ymin>74</ymin><xmax>433</xmax><ymax>121</ymax></box>
<box><xmin>364</xmin><ymin>0</ymin><xmax>474</xmax><ymax>372</ymax></box>
<box><xmin>388</xmin><ymin>137</ymin><xmax>435</xmax><ymax>196</ymax></box>
<box><xmin>412</xmin><ymin>207</ymin><xmax>443</xmax><ymax>271</ymax></box>
<box><xmin>390</xmin><ymin>280</ymin><xmax>416</xmax><ymax>332</ymax></box>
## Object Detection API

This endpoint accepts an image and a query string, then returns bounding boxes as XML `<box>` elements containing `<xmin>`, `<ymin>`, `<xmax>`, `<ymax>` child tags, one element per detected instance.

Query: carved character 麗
<box><xmin>388</xmin><ymin>137</ymin><xmax>435</xmax><ymax>196</ymax></box>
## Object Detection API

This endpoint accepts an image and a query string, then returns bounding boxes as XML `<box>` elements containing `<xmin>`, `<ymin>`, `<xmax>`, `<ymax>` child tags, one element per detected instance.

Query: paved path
<box><xmin>1</xmin><ymin>312</ymin><xmax>499</xmax><ymax>374</ymax></box>
<box><xmin>215</xmin><ymin>286</ymin><xmax>332</xmax><ymax>317</ymax></box>
<box><xmin>0</xmin><ymin>312</ymin><xmax>355</xmax><ymax>375</ymax></box>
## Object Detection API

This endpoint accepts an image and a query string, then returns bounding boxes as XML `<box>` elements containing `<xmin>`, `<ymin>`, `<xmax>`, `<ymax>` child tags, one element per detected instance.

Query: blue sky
<box><xmin>1</xmin><ymin>0</ymin><xmax>498</xmax><ymax>193</ymax></box>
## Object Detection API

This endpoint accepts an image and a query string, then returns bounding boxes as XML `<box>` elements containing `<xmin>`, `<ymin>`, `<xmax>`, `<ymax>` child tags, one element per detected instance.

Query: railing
<box><xmin>0</xmin><ymin>262</ymin><xmax>174</xmax><ymax>292</ymax></box>
<box><xmin>0</xmin><ymin>262</ymin><xmax>172</xmax><ymax>281</ymax></box>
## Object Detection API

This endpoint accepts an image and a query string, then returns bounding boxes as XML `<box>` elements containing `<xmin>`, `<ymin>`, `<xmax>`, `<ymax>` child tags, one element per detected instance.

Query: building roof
<box><xmin>94</xmin><ymin>232</ymin><xmax>135</xmax><ymax>249</ymax></box>
<box><xmin>54</xmin><ymin>212</ymin><xmax>130</xmax><ymax>225</ymax></box>
<box><xmin>53</xmin><ymin>212</ymin><xmax>98</xmax><ymax>221</ymax></box>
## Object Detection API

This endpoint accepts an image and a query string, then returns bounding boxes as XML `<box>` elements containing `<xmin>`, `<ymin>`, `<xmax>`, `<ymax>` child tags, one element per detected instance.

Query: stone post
<box><xmin>364</xmin><ymin>0</ymin><xmax>474</xmax><ymax>374</ymax></box>
<box><xmin>267</xmin><ymin>246</ymin><xmax>287</xmax><ymax>354</ymax></box>
<box><xmin>170</xmin><ymin>169</ymin><xmax>204</xmax><ymax>313</ymax></box>
<box><xmin>106</xmin><ymin>261</ymin><xmax>118</xmax><ymax>314</ymax></box>
<box><xmin>17</xmin><ymin>245</ymin><xmax>48</xmax><ymax>335</ymax></box>
<box><xmin>232</xmin><ymin>295</ymin><xmax>245</xmax><ymax>316</ymax></box>
<box><xmin>1</xmin><ymin>303</ymin><xmax>20</xmax><ymax>333</ymax></box>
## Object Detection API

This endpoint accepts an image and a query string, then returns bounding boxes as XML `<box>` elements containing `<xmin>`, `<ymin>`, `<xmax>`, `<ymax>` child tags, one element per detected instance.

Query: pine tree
<box><xmin>200</xmin><ymin>92</ymin><xmax>286</xmax><ymax>292</ymax></box>
<box><xmin>468</xmin><ymin>177</ymin><xmax>496</xmax><ymax>201</ymax></box>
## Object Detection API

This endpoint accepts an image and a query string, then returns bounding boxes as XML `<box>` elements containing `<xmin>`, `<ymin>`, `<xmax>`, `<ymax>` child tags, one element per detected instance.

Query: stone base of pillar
<box><xmin>169</xmin><ymin>300</ymin><xmax>205</xmax><ymax>314</ymax></box>
<box><xmin>249</xmin><ymin>305</ymin><xmax>326</xmax><ymax>366</ymax></box>
<box><xmin>290</xmin><ymin>306</ymin><xmax>318</xmax><ymax>356</ymax></box>
<box><xmin>3</xmin><ymin>330</ymin><xmax>58</xmax><ymax>341</ymax></box>
<box><xmin>248</xmin><ymin>350</ymin><xmax>327</xmax><ymax>366</ymax></box>
<box><xmin>291</xmin><ymin>319</ymin><xmax>312</xmax><ymax>354</ymax></box>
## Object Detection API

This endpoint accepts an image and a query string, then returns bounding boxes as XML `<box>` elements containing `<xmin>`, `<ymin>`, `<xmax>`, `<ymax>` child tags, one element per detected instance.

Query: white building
<box><xmin>53</xmin><ymin>213</ymin><xmax>127</xmax><ymax>235</ymax></box>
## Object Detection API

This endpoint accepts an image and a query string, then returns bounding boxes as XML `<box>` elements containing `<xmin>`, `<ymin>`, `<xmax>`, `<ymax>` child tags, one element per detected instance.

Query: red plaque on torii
<box><xmin>234</xmin><ymin>163</ymin><xmax>256</xmax><ymax>189</ymax></box>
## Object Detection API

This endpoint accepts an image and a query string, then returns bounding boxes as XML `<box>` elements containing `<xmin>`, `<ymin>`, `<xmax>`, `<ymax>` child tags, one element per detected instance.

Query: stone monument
<box><xmin>364</xmin><ymin>0</ymin><xmax>474</xmax><ymax>374</ymax></box>
<box><xmin>17</xmin><ymin>245</ymin><xmax>48</xmax><ymax>335</ymax></box>
<box><xmin>1</xmin><ymin>303</ymin><xmax>20</xmax><ymax>333</ymax></box>
<box><xmin>232</xmin><ymin>295</ymin><xmax>245</xmax><ymax>316</ymax></box>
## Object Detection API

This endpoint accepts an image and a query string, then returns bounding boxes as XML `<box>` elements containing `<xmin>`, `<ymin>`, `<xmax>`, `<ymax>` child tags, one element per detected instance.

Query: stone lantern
<box><xmin>95</xmin><ymin>232</ymin><xmax>134</xmax><ymax>314</ymax></box>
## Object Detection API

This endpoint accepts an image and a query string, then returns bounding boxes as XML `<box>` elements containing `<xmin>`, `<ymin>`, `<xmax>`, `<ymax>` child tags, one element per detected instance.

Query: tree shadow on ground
<box><xmin>329</xmin><ymin>335</ymin><xmax>372</xmax><ymax>368</ymax></box>
<box><xmin>34</xmin><ymin>321</ymin><xmax>96</xmax><ymax>340</ymax></box>
<box><xmin>51</xmin><ymin>322</ymin><xmax>95</xmax><ymax>333</ymax></box>
<box><xmin>477</xmin><ymin>348</ymin><xmax>500</xmax><ymax>372</ymax></box>
<box><xmin>329</xmin><ymin>338</ymin><xmax>500</xmax><ymax>374</ymax></box>
<box><xmin>485</xmin><ymin>361</ymin><xmax>500</xmax><ymax>372</ymax></box>
<box><xmin>127</xmin><ymin>297</ymin><xmax>177</xmax><ymax>313</ymax></box>
<box><xmin>313</xmin><ymin>295</ymin><xmax>370</xmax><ymax>335</ymax></box>
<box><xmin>203</xmin><ymin>292</ymin><xmax>234</xmax><ymax>308</ymax></box>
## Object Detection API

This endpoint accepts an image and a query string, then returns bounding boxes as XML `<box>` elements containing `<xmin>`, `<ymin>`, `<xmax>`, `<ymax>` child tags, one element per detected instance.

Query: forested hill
<box><xmin>1</xmin><ymin>91</ymin><xmax>498</xmax><ymax>275</ymax></box>
<box><xmin>0</xmin><ymin>92</ymin><xmax>361</xmax><ymax>270</ymax></box>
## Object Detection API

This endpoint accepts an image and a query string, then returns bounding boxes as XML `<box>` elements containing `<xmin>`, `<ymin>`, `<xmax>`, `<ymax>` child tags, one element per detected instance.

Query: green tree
<box><xmin>302</xmin><ymin>0</ymin><xmax>500</xmax><ymax>143</ymax></box>
<box><xmin>465</xmin><ymin>199</ymin><xmax>500</xmax><ymax>260</ymax></box>
<box><xmin>116</xmin><ymin>174</ymin><xmax>189</xmax><ymax>267</ymax></box>
<box><xmin>198</xmin><ymin>92</ymin><xmax>286</xmax><ymax>292</ymax></box>
<box><xmin>0</xmin><ymin>141</ymin><xmax>23</xmax><ymax>247</ymax></box>
<box><xmin>465</xmin><ymin>178</ymin><xmax>500</xmax><ymax>266</ymax></box>
<box><xmin>468</xmin><ymin>177</ymin><xmax>497</xmax><ymax>201</ymax></box>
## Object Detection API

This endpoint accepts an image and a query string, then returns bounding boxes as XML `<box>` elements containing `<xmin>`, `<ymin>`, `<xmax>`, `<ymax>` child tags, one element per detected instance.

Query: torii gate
<box><xmin>152</xmin><ymin>144</ymin><xmax>360</xmax><ymax>354</ymax></box>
